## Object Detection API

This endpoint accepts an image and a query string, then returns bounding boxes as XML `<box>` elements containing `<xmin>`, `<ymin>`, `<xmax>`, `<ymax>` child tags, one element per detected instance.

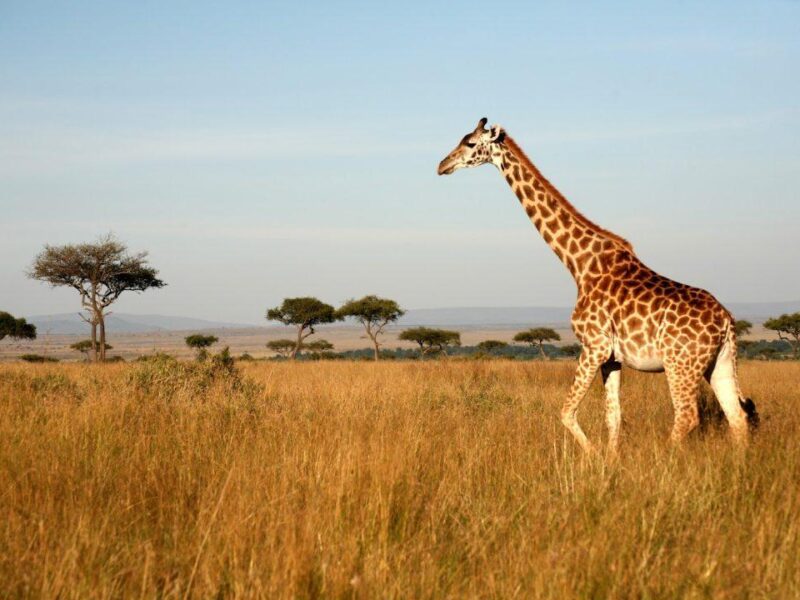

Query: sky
<box><xmin>1</xmin><ymin>1</ymin><xmax>799</xmax><ymax>324</ymax></box>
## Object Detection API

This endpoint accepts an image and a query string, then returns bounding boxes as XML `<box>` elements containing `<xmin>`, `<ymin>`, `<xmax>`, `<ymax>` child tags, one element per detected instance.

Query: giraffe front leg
<box><xmin>601</xmin><ymin>360</ymin><xmax>622</xmax><ymax>455</ymax></box>
<box><xmin>561</xmin><ymin>347</ymin><xmax>608</xmax><ymax>454</ymax></box>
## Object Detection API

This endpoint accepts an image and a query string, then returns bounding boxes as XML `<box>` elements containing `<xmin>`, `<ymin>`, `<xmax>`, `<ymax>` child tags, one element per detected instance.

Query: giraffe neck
<box><xmin>494</xmin><ymin>136</ymin><xmax>632</xmax><ymax>285</ymax></box>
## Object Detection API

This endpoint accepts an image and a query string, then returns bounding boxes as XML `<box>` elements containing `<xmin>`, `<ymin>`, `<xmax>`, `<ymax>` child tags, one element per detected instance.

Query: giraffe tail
<box><xmin>726</xmin><ymin>318</ymin><xmax>760</xmax><ymax>430</ymax></box>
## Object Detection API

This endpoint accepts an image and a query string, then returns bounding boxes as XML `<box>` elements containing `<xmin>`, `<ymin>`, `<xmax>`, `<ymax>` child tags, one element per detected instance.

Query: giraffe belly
<box><xmin>612</xmin><ymin>339</ymin><xmax>664</xmax><ymax>372</ymax></box>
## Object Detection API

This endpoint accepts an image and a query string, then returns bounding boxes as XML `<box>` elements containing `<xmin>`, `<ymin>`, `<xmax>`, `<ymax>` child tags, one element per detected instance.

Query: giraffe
<box><xmin>437</xmin><ymin>118</ymin><xmax>758</xmax><ymax>453</ymax></box>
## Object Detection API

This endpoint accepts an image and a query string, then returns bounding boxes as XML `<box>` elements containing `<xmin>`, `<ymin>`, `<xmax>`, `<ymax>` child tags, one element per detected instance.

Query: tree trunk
<box><xmin>371</xmin><ymin>336</ymin><xmax>380</xmax><ymax>361</ymax></box>
<box><xmin>538</xmin><ymin>341</ymin><xmax>549</xmax><ymax>360</ymax></box>
<box><xmin>292</xmin><ymin>327</ymin><xmax>304</xmax><ymax>360</ymax></box>
<box><xmin>99</xmin><ymin>316</ymin><xmax>107</xmax><ymax>362</ymax></box>
<box><xmin>90</xmin><ymin>319</ymin><xmax>98</xmax><ymax>363</ymax></box>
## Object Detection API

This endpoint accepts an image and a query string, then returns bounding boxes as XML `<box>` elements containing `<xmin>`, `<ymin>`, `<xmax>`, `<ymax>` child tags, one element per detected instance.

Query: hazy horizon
<box><xmin>2</xmin><ymin>2</ymin><xmax>799</xmax><ymax>323</ymax></box>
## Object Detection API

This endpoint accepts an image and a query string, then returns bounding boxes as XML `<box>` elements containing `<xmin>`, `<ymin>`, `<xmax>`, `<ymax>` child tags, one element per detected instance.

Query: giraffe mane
<box><xmin>503</xmin><ymin>135</ymin><xmax>634</xmax><ymax>252</ymax></box>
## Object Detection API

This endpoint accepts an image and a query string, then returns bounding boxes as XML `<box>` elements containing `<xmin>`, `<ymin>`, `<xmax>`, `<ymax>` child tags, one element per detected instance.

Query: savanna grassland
<box><xmin>1</xmin><ymin>359</ymin><xmax>799</xmax><ymax>598</ymax></box>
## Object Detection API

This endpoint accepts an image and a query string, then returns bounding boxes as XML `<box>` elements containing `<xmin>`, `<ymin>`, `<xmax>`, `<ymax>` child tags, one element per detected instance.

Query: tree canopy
<box><xmin>399</xmin><ymin>327</ymin><xmax>461</xmax><ymax>358</ymax></box>
<box><xmin>513</xmin><ymin>327</ymin><xmax>561</xmax><ymax>360</ymax></box>
<box><xmin>266</xmin><ymin>297</ymin><xmax>340</xmax><ymax>359</ymax></box>
<box><xmin>184</xmin><ymin>334</ymin><xmax>219</xmax><ymax>349</ymax></box>
<box><xmin>476</xmin><ymin>340</ymin><xmax>508</xmax><ymax>354</ymax></box>
<box><xmin>267</xmin><ymin>339</ymin><xmax>298</xmax><ymax>358</ymax></box>
<box><xmin>28</xmin><ymin>235</ymin><xmax>165</xmax><ymax>361</ymax></box>
<box><xmin>734</xmin><ymin>320</ymin><xmax>753</xmax><ymax>337</ymax></box>
<box><xmin>0</xmin><ymin>312</ymin><xmax>37</xmax><ymax>342</ymax></box>
<box><xmin>337</xmin><ymin>295</ymin><xmax>404</xmax><ymax>360</ymax></box>
<box><xmin>764</xmin><ymin>313</ymin><xmax>800</xmax><ymax>357</ymax></box>
<box><xmin>71</xmin><ymin>340</ymin><xmax>112</xmax><ymax>359</ymax></box>
<box><xmin>560</xmin><ymin>343</ymin><xmax>582</xmax><ymax>358</ymax></box>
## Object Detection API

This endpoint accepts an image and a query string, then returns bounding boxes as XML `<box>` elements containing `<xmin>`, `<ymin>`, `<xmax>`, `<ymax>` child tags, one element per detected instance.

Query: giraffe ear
<box><xmin>489</xmin><ymin>125</ymin><xmax>506</xmax><ymax>143</ymax></box>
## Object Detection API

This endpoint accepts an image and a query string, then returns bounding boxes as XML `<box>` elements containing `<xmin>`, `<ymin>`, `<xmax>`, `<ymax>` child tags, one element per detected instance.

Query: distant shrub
<box><xmin>19</xmin><ymin>354</ymin><xmax>59</xmax><ymax>363</ymax></box>
<box><xmin>136</xmin><ymin>353</ymin><xmax>175</xmax><ymax>362</ymax></box>
<box><xmin>105</xmin><ymin>356</ymin><xmax>126</xmax><ymax>363</ymax></box>
<box><xmin>238</xmin><ymin>352</ymin><xmax>255</xmax><ymax>361</ymax></box>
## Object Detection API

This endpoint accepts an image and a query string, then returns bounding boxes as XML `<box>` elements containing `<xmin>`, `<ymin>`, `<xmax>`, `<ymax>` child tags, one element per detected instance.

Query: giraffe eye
<box><xmin>464</xmin><ymin>142</ymin><xmax>476</xmax><ymax>148</ymax></box>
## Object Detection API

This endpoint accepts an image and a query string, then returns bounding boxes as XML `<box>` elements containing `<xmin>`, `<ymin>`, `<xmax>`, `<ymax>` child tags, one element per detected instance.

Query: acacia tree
<box><xmin>266</xmin><ymin>297</ymin><xmax>340</xmax><ymax>359</ymax></box>
<box><xmin>476</xmin><ymin>340</ymin><xmax>508</xmax><ymax>356</ymax></box>
<box><xmin>28</xmin><ymin>235</ymin><xmax>165</xmax><ymax>362</ymax></box>
<box><xmin>184</xmin><ymin>334</ymin><xmax>219</xmax><ymax>360</ymax></box>
<box><xmin>764</xmin><ymin>313</ymin><xmax>800</xmax><ymax>358</ymax></box>
<box><xmin>266</xmin><ymin>339</ymin><xmax>296</xmax><ymax>359</ymax></box>
<box><xmin>734</xmin><ymin>319</ymin><xmax>753</xmax><ymax>338</ymax></box>
<box><xmin>0</xmin><ymin>312</ymin><xmax>37</xmax><ymax>342</ymax></box>
<box><xmin>560</xmin><ymin>343</ymin><xmax>582</xmax><ymax>358</ymax></box>
<box><xmin>513</xmin><ymin>327</ymin><xmax>561</xmax><ymax>360</ymax></box>
<box><xmin>398</xmin><ymin>327</ymin><xmax>460</xmax><ymax>359</ymax></box>
<box><xmin>71</xmin><ymin>340</ymin><xmax>112</xmax><ymax>361</ymax></box>
<box><xmin>303</xmin><ymin>339</ymin><xmax>334</xmax><ymax>359</ymax></box>
<box><xmin>337</xmin><ymin>295</ymin><xmax>405</xmax><ymax>361</ymax></box>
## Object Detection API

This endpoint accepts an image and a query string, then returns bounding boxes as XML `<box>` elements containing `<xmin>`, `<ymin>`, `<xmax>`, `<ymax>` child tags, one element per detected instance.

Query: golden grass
<box><xmin>1</xmin><ymin>359</ymin><xmax>799</xmax><ymax>598</ymax></box>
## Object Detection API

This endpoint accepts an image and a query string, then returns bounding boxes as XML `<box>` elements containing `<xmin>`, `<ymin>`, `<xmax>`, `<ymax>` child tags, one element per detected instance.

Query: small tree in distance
<box><xmin>560</xmin><ymin>343</ymin><xmax>582</xmax><ymax>358</ymax></box>
<box><xmin>267</xmin><ymin>339</ymin><xmax>296</xmax><ymax>359</ymax></box>
<box><xmin>337</xmin><ymin>295</ymin><xmax>405</xmax><ymax>361</ymax></box>
<box><xmin>71</xmin><ymin>339</ymin><xmax>112</xmax><ymax>361</ymax></box>
<box><xmin>266</xmin><ymin>297</ymin><xmax>340</xmax><ymax>359</ymax></box>
<box><xmin>0</xmin><ymin>311</ymin><xmax>37</xmax><ymax>342</ymax></box>
<box><xmin>399</xmin><ymin>327</ymin><xmax>460</xmax><ymax>359</ymax></box>
<box><xmin>476</xmin><ymin>340</ymin><xmax>508</xmax><ymax>356</ymax></box>
<box><xmin>764</xmin><ymin>313</ymin><xmax>800</xmax><ymax>358</ymax></box>
<box><xmin>513</xmin><ymin>327</ymin><xmax>561</xmax><ymax>360</ymax></box>
<box><xmin>734</xmin><ymin>320</ymin><xmax>753</xmax><ymax>338</ymax></box>
<box><xmin>303</xmin><ymin>339</ymin><xmax>334</xmax><ymax>359</ymax></box>
<box><xmin>184</xmin><ymin>334</ymin><xmax>219</xmax><ymax>360</ymax></box>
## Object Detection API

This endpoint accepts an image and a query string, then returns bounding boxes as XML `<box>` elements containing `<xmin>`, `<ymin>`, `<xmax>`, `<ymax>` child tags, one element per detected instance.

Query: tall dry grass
<box><xmin>0</xmin><ymin>358</ymin><xmax>798</xmax><ymax>598</ymax></box>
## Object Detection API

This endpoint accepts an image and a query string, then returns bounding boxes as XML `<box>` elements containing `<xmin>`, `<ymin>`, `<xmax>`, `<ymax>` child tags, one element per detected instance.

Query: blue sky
<box><xmin>1</xmin><ymin>1</ymin><xmax>798</xmax><ymax>323</ymax></box>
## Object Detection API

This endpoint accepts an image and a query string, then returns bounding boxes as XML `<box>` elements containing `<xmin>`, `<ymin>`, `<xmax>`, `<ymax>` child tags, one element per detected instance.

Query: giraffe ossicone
<box><xmin>438</xmin><ymin>118</ymin><xmax>758</xmax><ymax>452</ymax></box>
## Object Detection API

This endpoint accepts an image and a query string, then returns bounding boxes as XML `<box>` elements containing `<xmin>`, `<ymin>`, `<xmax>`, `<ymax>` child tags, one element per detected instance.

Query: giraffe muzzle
<box><xmin>437</xmin><ymin>158</ymin><xmax>456</xmax><ymax>175</ymax></box>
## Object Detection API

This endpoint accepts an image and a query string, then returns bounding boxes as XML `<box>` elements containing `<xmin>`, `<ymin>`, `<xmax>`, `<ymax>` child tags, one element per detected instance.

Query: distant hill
<box><xmin>27</xmin><ymin>313</ymin><xmax>252</xmax><ymax>335</ymax></box>
<box><xmin>27</xmin><ymin>300</ymin><xmax>800</xmax><ymax>334</ymax></box>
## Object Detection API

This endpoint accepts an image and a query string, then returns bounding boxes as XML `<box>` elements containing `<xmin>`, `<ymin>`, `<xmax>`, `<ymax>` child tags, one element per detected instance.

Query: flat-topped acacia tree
<box><xmin>734</xmin><ymin>320</ymin><xmax>753</xmax><ymax>338</ymax></box>
<box><xmin>184</xmin><ymin>334</ymin><xmax>219</xmax><ymax>360</ymax></box>
<box><xmin>513</xmin><ymin>327</ymin><xmax>561</xmax><ymax>360</ymax></box>
<box><xmin>0</xmin><ymin>312</ymin><xmax>37</xmax><ymax>343</ymax></box>
<box><xmin>764</xmin><ymin>313</ymin><xmax>800</xmax><ymax>358</ymax></box>
<box><xmin>337</xmin><ymin>295</ymin><xmax>405</xmax><ymax>361</ymax></box>
<box><xmin>399</xmin><ymin>327</ymin><xmax>460</xmax><ymax>359</ymax></box>
<box><xmin>70</xmin><ymin>340</ymin><xmax>112</xmax><ymax>361</ymax></box>
<box><xmin>476</xmin><ymin>340</ymin><xmax>508</xmax><ymax>356</ymax></box>
<box><xmin>28</xmin><ymin>235</ymin><xmax>165</xmax><ymax>362</ymax></box>
<box><xmin>266</xmin><ymin>297</ymin><xmax>340</xmax><ymax>359</ymax></box>
<box><xmin>266</xmin><ymin>339</ymin><xmax>296</xmax><ymax>358</ymax></box>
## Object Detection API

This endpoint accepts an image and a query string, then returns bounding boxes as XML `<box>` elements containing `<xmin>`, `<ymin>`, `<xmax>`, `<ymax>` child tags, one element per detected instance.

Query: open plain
<box><xmin>1</xmin><ymin>359</ymin><xmax>798</xmax><ymax>598</ymax></box>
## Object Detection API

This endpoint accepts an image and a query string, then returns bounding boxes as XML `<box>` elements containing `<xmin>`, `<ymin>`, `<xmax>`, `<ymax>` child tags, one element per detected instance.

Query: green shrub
<box><xmin>19</xmin><ymin>354</ymin><xmax>59</xmax><ymax>363</ymax></box>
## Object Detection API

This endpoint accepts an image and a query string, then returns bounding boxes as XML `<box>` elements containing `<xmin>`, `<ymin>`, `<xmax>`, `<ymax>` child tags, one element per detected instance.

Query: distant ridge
<box><xmin>27</xmin><ymin>313</ymin><xmax>253</xmax><ymax>335</ymax></box>
<box><xmin>27</xmin><ymin>300</ymin><xmax>800</xmax><ymax>334</ymax></box>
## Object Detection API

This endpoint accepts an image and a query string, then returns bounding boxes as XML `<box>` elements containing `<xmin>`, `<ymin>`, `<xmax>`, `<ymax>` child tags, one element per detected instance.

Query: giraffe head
<box><xmin>437</xmin><ymin>117</ymin><xmax>506</xmax><ymax>175</ymax></box>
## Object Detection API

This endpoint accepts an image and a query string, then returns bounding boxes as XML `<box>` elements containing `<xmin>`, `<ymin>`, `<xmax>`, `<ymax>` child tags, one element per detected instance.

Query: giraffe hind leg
<box><xmin>664</xmin><ymin>360</ymin><xmax>703</xmax><ymax>443</ymax></box>
<box><xmin>601</xmin><ymin>360</ymin><xmax>622</xmax><ymax>454</ymax></box>
<box><xmin>705</xmin><ymin>349</ymin><xmax>751</xmax><ymax>444</ymax></box>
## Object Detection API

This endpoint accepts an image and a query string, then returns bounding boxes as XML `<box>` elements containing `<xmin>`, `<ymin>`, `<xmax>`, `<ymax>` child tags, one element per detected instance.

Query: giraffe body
<box><xmin>438</xmin><ymin>119</ymin><xmax>757</xmax><ymax>452</ymax></box>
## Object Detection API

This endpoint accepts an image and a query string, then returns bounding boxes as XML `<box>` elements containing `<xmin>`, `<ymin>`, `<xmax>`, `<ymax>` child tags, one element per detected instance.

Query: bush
<box><xmin>127</xmin><ymin>348</ymin><xmax>259</xmax><ymax>400</ymax></box>
<box><xmin>19</xmin><ymin>354</ymin><xmax>59</xmax><ymax>363</ymax></box>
